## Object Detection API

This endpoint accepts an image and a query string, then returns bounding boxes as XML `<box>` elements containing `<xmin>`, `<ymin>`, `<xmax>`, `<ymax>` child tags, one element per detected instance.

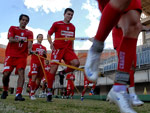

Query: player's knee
<box><xmin>124</xmin><ymin>22</ymin><xmax>142</xmax><ymax>37</ymax></box>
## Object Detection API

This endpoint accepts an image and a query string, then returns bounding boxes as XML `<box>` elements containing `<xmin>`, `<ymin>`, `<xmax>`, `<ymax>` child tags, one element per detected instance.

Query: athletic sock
<box><xmin>129</xmin><ymin>69</ymin><xmax>135</xmax><ymax>87</ymax></box>
<box><xmin>95</xmin><ymin>3</ymin><xmax>122</xmax><ymax>42</ymax></box>
<box><xmin>16</xmin><ymin>87</ymin><xmax>23</xmax><ymax>96</ymax></box>
<box><xmin>117</xmin><ymin>37</ymin><xmax>137</xmax><ymax>73</ymax></box>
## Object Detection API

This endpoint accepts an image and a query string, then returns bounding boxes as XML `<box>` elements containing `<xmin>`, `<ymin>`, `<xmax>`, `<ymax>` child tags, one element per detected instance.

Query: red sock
<box><xmin>30</xmin><ymin>81</ymin><xmax>36</xmax><ymax>91</ymax></box>
<box><xmin>129</xmin><ymin>69</ymin><xmax>135</xmax><ymax>87</ymax></box>
<box><xmin>95</xmin><ymin>3</ymin><xmax>122</xmax><ymax>42</ymax></box>
<box><xmin>92</xmin><ymin>84</ymin><xmax>96</xmax><ymax>89</ymax></box>
<box><xmin>71</xmin><ymin>90</ymin><xmax>74</xmax><ymax>96</ymax></box>
<box><xmin>67</xmin><ymin>90</ymin><xmax>71</xmax><ymax>96</ymax></box>
<box><xmin>81</xmin><ymin>90</ymin><xmax>86</xmax><ymax>96</ymax></box>
<box><xmin>16</xmin><ymin>87</ymin><xmax>23</xmax><ymax>94</ymax></box>
<box><xmin>47</xmin><ymin>73</ymin><xmax>55</xmax><ymax>89</ymax></box>
<box><xmin>117</xmin><ymin>37</ymin><xmax>137</xmax><ymax>73</ymax></box>
<box><xmin>3</xmin><ymin>86</ymin><xmax>8</xmax><ymax>91</ymax></box>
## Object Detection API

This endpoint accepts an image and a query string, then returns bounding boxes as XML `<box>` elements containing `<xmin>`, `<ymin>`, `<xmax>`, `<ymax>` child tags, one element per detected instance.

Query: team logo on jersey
<box><xmin>21</xmin><ymin>32</ymin><xmax>24</xmax><ymax>36</ymax></box>
<box><xmin>67</xmin><ymin>27</ymin><xmax>69</xmax><ymax>30</ymax></box>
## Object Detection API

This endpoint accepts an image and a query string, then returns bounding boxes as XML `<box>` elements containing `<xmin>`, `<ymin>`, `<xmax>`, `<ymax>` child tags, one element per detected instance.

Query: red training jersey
<box><xmin>66</xmin><ymin>73</ymin><xmax>75</xmax><ymax>85</ymax></box>
<box><xmin>6</xmin><ymin>26</ymin><xmax>33</xmax><ymax>58</ymax></box>
<box><xmin>31</xmin><ymin>43</ymin><xmax>47</xmax><ymax>64</ymax></box>
<box><xmin>48</xmin><ymin>21</ymin><xmax>75</xmax><ymax>49</ymax></box>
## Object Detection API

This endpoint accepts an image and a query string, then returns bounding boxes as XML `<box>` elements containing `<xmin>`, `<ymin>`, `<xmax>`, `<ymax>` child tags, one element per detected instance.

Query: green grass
<box><xmin>0</xmin><ymin>95</ymin><xmax>150</xmax><ymax>113</ymax></box>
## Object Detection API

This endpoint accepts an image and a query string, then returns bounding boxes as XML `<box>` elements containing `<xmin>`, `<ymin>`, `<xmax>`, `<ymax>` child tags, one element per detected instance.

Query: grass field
<box><xmin>0</xmin><ymin>95</ymin><xmax>150</xmax><ymax>113</ymax></box>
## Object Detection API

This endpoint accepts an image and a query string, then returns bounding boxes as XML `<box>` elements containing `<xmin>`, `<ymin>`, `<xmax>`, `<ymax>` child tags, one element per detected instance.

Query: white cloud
<box><xmin>81</xmin><ymin>0</ymin><xmax>113</xmax><ymax>49</ymax></box>
<box><xmin>81</xmin><ymin>0</ymin><xmax>100</xmax><ymax>37</ymax></box>
<box><xmin>0</xmin><ymin>32</ymin><xmax>8</xmax><ymax>45</ymax></box>
<box><xmin>24</xmin><ymin>0</ymin><xmax>72</xmax><ymax>13</ymax></box>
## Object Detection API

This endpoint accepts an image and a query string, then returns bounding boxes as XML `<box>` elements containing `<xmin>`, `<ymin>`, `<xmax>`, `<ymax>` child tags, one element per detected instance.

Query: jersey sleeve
<box><xmin>48</xmin><ymin>22</ymin><xmax>57</xmax><ymax>36</ymax></box>
<box><xmin>8</xmin><ymin>26</ymin><xmax>15</xmax><ymax>39</ymax></box>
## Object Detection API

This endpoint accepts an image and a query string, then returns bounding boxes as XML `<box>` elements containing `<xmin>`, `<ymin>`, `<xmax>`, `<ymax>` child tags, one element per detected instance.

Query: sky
<box><xmin>0</xmin><ymin>0</ymin><xmax>142</xmax><ymax>50</ymax></box>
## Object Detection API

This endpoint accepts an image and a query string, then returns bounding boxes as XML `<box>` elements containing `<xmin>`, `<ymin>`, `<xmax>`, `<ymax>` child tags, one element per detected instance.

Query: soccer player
<box><xmin>29</xmin><ymin>34</ymin><xmax>47</xmax><ymax>100</ymax></box>
<box><xmin>81</xmin><ymin>73</ymin><xmax>96</xmax><ymax>101</ymax></box>
<box><xmin>1</xmin><ymin>14</ymin><xmax>33</xmax><ymax>101</ymax></box>
<box><xmin>85</xmin><ymin>0</ymin><xmax>142</xmax><ymax>112</ymax></box>
<box><xmin>47</xmin><ymin>8</ymin><xmax>80</xmax><ymax>102</ymax></box>
<box><xmin>66</xmin><ymin>72</ymin><xmax>75</xmax><ymax>99</ymax></box>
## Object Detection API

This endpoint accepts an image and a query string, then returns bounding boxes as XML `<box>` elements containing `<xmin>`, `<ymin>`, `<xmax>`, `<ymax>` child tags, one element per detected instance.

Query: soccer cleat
<box><xmin>58</xmin><ymin>71</ymin><xmax>65</xmax><ymax>85</ymax></box>
<box><xmin>90</xmin><ymin>90</ymin><xmax>94</xmax><ymax>95</ymax></box>
<box><xmin>15</xmin><ymin>94</ymin><xmax>25</xmax><ymax>101</ymax></box>
<box><xmin>84</xmin><ymin>48</ymin><xmax>101</xmax><ymax>82</ymax></box>
<box><xmin>81</xmin><ymin>96</ymin><xmax>84</xmax><ymax>101</ymax></box>
<box><xmin>47</xmin><ymin>95</ymin><xmax>52</xmax><ymax>102</ymax></box>
<box><xmin>130</xmin><ymin>95</ymin><xmax>144</xmax><ymax>107</ymax></box>
<box><xmin>107</xmin><ymin>89</ymin><xmax>137</xmax><ymax>113</ymax></box>
<box><xmin>1</xmin><ymin>91</ymin><xmax>8</xmax><ymax>99</ymax></box>
<box><xmin>30</xmin><ymin>95</ymin><xmax>36</xmax><ymax>100</ymax></box>
<box><xmin>66</xmin><ymin>96</ymin><xmax>69</xmax><ymax>99</ymax></box>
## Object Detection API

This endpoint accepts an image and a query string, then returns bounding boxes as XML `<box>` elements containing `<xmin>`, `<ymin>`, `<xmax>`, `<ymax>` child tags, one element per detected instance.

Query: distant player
<box><xmin>47</xmin><ymin>8</ymin><xmax>80</xmax><ymax>102</ymax></box>
<box><xmin>81</xmin><ymin>72</ymin><xmax>96</xmax><ymax>101</ymax></box>
<box><xmin>29</xmin><ymin>34</ymin><xmax>47</xmax><ymax>100</ymax></box>
<box><xmin>1</xmin><ymin>14</ymin><xmax>33</xmax><ymax>101</ymax></box>
<box><xmin>66</xmin><ymin>72</ymin><xmax>75</xmax><ymax>99</ymax></box>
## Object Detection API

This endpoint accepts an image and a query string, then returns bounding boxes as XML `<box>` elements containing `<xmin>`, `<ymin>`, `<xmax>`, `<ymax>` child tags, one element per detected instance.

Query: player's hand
<box><xmin>18</xmin><ymin>38</ymin><xmax>24</xmax><ymax>43</ymax></box>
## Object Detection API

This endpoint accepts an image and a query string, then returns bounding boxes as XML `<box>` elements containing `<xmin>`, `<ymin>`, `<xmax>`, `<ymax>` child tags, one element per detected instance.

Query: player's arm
<box><xmin>47</xmin><ymin>23</ymin><xmax>56</xmax><ymax>50</ymax></box>
<box><xmin>8</xmin><ymin>37</ymin><xmax>20</xmax><ymax>43</ymax></box>
<box><xmin>28</xmin><ymin>31</ymin><xmax>33</xmax><ymax>55</ymax></box>
<box><xmin>47</xmin><ymin>34</ymin><xmax>55</xmax><ymax>50</ymax></box>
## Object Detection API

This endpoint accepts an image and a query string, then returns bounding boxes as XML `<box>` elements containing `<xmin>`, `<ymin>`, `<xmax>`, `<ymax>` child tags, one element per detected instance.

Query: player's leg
<box><xmin>1</xmin><ymin>56</ymin><xmax>14</xmax><ymax>99</ymax></box>
<box><xmin>1</xmin><ymin>71</ymin><xmax>11</xmax><ymax>99</ymax></box>
<box><xmin>85</xmin><ymin>0</ymin><xmax>132</xmax><ymax>82</ymax></box>
<box><xmin>46</xmin><ymin>72</ymin><xmax>55</xmax><ymax>102</ymax></box>
<box><xmin>108</xmin><ymin>9</ymin><xmax>141</xmax><ymax>113</ymax></box>
<box><xmin>14</xmin><ymin>68</ymin><xmax>25</xmax><ymax>101</ymax></box>
<box><xmin>89</xmin><ymin>83</ymin><xmax>96</xmax><ymax>95</ymax></box>
<box><xmin>15</xmin><ymin>57</ymin><xmax>27</xmax><ymax>101</ymax></box>
<box><xmin>59</xmin><ymin>50</ymin><xmax>80</xmax><ymax>85</ymax></box>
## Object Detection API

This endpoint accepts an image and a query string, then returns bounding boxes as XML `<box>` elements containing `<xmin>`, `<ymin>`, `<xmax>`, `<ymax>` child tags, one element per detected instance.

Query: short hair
<box><xmin>19</xmin><ymin>14</ymin><xmax>30</xmax><ymax>22</ymax></box>
<box><xmin>37</xmin><ymin>34</ymin><xmax>43</xmax><ymax>39</ymax></box>
<box><xmin>64</xmin><ymin>8</ymin><xmax>74</xmax><ymax>14</ymax></box>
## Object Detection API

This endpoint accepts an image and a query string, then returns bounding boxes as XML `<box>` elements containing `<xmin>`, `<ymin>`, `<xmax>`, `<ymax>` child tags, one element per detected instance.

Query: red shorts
<box><xmin>67</xmin><ymin>83</ymin><xmax>74</xmax><ymax>90</ymax></box>
<box><xmin>51</xmin><ymin>48</ymin><xmax>78</xmax><ymax>65</ymax></box>
<box><xmin>97</xmin><ymin>0</ymin><xmax>142</xmax><ymax>12</ymax></box>
<box><xmin>30</xmin><ymin>61</ymin><xmax>44</xmax><ymax>78</ymax></box>
<box><xmin>84</xmin><ymin>77</ymin><xmax>92</xmax><ymax>88</ymax></box>
<box><xmin>3</xmin><ymin>56</ymin><xmax>27</xmax><ymax>74</ymax></box>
